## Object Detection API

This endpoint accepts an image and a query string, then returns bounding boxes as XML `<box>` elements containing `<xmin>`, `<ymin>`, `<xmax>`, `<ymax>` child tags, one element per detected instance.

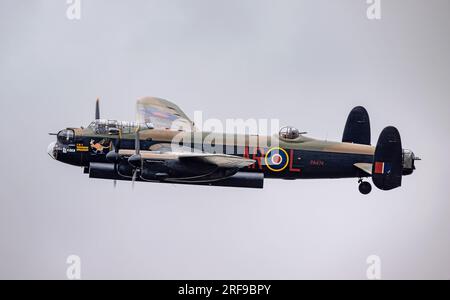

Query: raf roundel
<box><xmin>265</xmin><ymin>147</ymin><xmax>289</xmax><ymax>172</ymax></box>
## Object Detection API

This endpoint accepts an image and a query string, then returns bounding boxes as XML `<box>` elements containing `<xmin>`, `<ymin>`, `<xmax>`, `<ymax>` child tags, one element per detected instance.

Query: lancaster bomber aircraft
<box><xmin>48</xmin><ymin>97</ymin><xmax>420</xmax><ymax>194</ymax></box>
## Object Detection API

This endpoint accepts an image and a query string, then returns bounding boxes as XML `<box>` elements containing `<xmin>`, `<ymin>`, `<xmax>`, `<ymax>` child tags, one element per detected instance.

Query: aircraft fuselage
<box><xmin>49</xmin><ymin>128</ymin><xmax>375</xmax><ymax>180</ymax></box>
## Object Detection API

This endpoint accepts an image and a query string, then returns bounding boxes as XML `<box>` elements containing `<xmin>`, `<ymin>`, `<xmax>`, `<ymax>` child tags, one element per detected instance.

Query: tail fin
<box><xmin>342</xmin><ymin>106</ymin><xmax>371</xmax><ymax>145</ymax></box>
<box><xmin>372</xmin><ymin>126</ymin><xmax>403</xmax><ymax>190</ymax></box>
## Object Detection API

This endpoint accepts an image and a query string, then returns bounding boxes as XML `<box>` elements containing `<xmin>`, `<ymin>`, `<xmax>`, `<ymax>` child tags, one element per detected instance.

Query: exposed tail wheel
<box><xmin>359</xmin><ymin>181</ymin><xmax>372</xmax><ymax>195</ymax></box>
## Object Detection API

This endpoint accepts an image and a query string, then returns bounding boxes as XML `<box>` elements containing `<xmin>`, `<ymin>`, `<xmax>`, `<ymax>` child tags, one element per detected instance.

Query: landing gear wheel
<box><xmin>359</xmin><ymin>181</ymin><xmax>372</xmax><ymax>195</ymax></box>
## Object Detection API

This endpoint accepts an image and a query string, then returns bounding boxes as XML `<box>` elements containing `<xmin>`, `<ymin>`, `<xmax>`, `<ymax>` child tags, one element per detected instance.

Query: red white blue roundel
<box><xmin>265</xmin><ymin>147</ymin><xmax>289</xmax><ymax>172</ymax></box>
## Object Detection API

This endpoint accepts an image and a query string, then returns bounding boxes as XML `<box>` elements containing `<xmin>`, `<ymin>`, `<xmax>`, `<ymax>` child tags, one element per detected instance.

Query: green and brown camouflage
<box><xmin>48</xmin><ymin>97</ymin><xmax>419</xmax><ymax>193</ymax></box>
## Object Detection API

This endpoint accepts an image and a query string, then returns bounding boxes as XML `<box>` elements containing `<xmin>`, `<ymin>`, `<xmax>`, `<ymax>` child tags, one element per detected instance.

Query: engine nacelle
<box><xmin>88</xmin><ymin>162</ymin><xmax>264</xmax><ymax>188</ymax></box>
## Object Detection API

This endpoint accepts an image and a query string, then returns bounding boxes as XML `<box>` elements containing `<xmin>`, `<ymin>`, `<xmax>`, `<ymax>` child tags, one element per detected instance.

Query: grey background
<box><xmin>0</xmin><ymin>0</ymin><xmax>449</xmax><ymax>279</ymax></box>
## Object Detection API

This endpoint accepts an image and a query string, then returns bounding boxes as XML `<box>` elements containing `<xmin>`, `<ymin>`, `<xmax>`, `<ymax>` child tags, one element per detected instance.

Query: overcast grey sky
<box><xmin>0</xmin><ymin>0</ymin><xmax>449</xmax><ymax>279</ymax></box>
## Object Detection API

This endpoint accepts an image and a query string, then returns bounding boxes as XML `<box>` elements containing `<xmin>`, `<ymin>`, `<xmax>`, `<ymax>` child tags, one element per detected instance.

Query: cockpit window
<box><xmin>279</xmin><ymin>126</ymin><xmax>300</xmax><ymax>140</ymax></box>
<box><xmin>87</xmin><ymin>119</ymin><xmax>145</xmax><ymax>134</ymax></box>
<box><xmin>107</xmin><ymin>120</ymin><xmax>118</xmax><ymax>128</ymax></box>
<box><xmin>57</xmin><ymin>129</ymin><xmax>75</xmax><ymax>144</ymax></box>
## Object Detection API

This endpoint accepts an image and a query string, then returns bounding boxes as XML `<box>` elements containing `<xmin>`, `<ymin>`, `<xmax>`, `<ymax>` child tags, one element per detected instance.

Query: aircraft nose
<box><xmin>47</xmin><ymin>142</ymin><xmax>56</xmax><ymax>159</ymax></box>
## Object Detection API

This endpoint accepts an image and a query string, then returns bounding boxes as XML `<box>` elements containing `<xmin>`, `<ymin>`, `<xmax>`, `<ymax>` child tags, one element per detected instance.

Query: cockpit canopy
<box><xmin>279</xmin><ymin>126</ymin><xmax>301</xmax><ymax>140</ymax></box>
<box><xmin>57</xmin><ymin>129</ymin><xmax>75</xmax><ymax>144</ymax></box>
<box><xmin>87</xmin><ymin>119</ymin><xmax>153</xmax><ymax>135</ymax></box>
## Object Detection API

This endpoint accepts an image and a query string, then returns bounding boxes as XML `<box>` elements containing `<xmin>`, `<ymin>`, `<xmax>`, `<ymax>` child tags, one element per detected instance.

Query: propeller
<box><xmin>128</xmin><ymin>126</ymin><xmax>142</xmax><ymax>188</ymax></box>
<box><xmin>106</xmin><ymin>130</ymin><xmax>121</xmax><ymax>163</ymax></box>
<box><xmin>105</xmin><ymin>127</ymin><xmax>123</xmax><ymax>188</ymax></box>
<box><xmin>95</xmin><ymin>97</ymin><xmax>100</xmax><ymax>120</ymax></box>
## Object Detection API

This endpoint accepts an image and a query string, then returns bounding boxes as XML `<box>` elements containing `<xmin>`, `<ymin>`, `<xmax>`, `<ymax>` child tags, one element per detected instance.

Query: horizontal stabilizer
<box><xmin>354</xmin><ymin>163</ymin><xmax>372</xmax><ymax>175</ymax></box>
<box><xmin>342</xmin><ymin>106</ymin><xmax>371</xmax><ymax>145</ymax></box>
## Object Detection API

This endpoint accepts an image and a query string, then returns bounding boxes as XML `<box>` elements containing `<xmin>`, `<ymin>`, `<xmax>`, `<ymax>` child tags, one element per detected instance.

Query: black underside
<box><xmin>55</xmin><ymin>136</ymin><xmax>374</xmax><ymax>183</ymax></box>
<box><xmin>89</xmin><ymin>162</ymin><xmax>265</xmax><ymax>188</ymax></box>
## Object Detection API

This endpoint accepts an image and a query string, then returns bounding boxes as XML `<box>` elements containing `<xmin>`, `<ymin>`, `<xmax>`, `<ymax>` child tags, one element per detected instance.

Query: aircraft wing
<box><xmin>118</xmin><ymin>149</ymin><xmax>255</xmax><ymax>169</ymax></box>
<box><xmin>136</xmin><ymin>97</ymin><xmax>195</xmax><ymax>131</ymax></box>
<box><xmin>178</xmin><ymin>153</ymin><xmax>255</xmax><ymax>168</ymax></box>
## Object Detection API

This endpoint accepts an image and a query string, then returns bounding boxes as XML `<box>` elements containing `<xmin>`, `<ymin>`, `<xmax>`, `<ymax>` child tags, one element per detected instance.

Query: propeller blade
<box><xmin>113</xmin><ymin>180</ymin><xmax>117</xmax><ymax>188</ymax></box>
<box><xmin>106</xmin><ymin>128</ymin><xmax>122</xmax><ymax>163</ymax></box>
<box><xmin>95</xmin><ymin>97</ymin><xmax>100</xmax><ymax>120</ymax></box>
<box><xmin>128</xmin><ymin>128</ymin><xmax>142</xmax><ymax>167</ymax></box>
<box><xmin>131</xmin><ymin>169</ymin><xmax>138</xmax><ymax>189</ymax></box>
<box><xmin>130</xmin><ymin>124</ymin><xmax>141</xmax><ymax>189</ymax></box>
<box><xmin>135</xmin><ymin>126</ymin><xmax>140</xmax><ymax>154</ymax></box>
<box><xmin>106</xmin><ymin>142</ymin><xmax>119</xmax><ymax>162</ymax></box>
<box><xmin>116</xmin><ymin>129</ymin><xmax>121</xmax><ymax>153</ymax></box>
